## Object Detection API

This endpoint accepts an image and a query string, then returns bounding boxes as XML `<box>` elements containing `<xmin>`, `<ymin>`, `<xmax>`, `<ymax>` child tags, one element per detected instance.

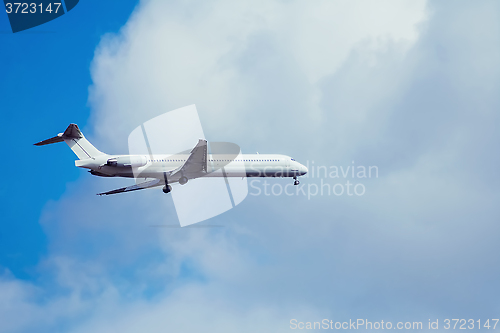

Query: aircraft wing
<box><xmin>170</xmin><ymin>139</ymin><xmax>208</xmax><ymax>178</ymax></box>
<box><xmin>97</xmin><ymin>178</ymin><xmax>164</xmax><ymax>196</ymax></box>
<box><xmin>97</xmin><ymin>139</ymin><xmax>207</xmax><ymax>195</ymax></box>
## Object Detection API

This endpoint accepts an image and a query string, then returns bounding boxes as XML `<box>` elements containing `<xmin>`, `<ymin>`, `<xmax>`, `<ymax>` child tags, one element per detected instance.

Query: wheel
<box><xmin>179</xmin><ymin>176</ymin><xmax>188</xmax><ymax>185</ymax></box>
<box><xmin>163</xmin><ymin>185</ymin><xmax>172</xmax><ymax>193</ymax></box>
<box><xmin>294</xmin><ymin>180</ymin><xmax>299</xmax><ymax>186</ymax></box>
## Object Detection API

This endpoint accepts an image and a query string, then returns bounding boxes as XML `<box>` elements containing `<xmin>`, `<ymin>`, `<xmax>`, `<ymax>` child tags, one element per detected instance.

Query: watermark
<box><xmin>3</xmin><ymin>0</ymin><xmax>79</xmax><ymax>33</ymax></box>
<box><xmin>125</xmin><ymin>105</ymin><xmax>363</xmax><ymax>225</ymax></box>
<box><xmin>249</xmin><ymin>162</ymin><xmax>378</xmax><ymax>199</ymax></box>
<box><xmin>290</xmin><ymin>319</ymin><xmax>423</xmax><ymax>330</ymax></box>
<box><xmin>290</xmin><ymin>318</ymin><xmax>500</xmax><ymax>330</ymax></box>
<box><xmin>127</xmin><ymin>105</ymin><xmax>248</xmax><ymax>227</ymax></box>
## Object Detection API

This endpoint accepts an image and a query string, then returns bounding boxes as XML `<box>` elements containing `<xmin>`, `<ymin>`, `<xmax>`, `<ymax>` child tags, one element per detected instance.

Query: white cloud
<box><xmin>87</xmin><ymin>0</ymin><xmax>427</xmax><ymax>152</ymax></box>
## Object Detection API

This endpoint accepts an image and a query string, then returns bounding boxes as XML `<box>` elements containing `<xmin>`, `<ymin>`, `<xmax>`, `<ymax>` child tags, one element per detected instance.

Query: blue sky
<box><xmin>0</xmin><ymin>0</ymin><xmax>139</xmax><ymax>278</ymax></box>
<box><xmin>1</xmin><ymin>1</ymin><xmax>500</xmax><ymax>332</ymax></box>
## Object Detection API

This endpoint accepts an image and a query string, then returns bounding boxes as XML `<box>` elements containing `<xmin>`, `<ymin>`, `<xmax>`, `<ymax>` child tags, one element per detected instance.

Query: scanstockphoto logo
<box><xmin>249</xmin><ymin>162</ymin><xmax>379</xmax><ymax>200</ymax></box>
<box><xmin>128</xmin><ymin>105</ymin><xmax>248</xmax><ymax>227</ymax></box>
<box><xmin>3</xmin><ymin>0</ymin><xmax>78</xmax><ymax>33</ymax></box>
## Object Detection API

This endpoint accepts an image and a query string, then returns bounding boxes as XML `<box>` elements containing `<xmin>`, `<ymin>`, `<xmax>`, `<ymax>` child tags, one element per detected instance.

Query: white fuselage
<box><xmin>76</xmin><ymin>154</ymin><xmax>308</xmax><ymax>181</ymax></box>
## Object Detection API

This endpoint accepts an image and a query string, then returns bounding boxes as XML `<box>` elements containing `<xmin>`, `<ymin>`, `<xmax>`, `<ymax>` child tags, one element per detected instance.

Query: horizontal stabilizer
<box><xmin>34</xmin><ymin>124</ymin><xmax>83</xmax><ymax>146</ymax></box>
<box><xmin>34</xmin><ymin>123</ymin><xmax>105</xmax><ymax>159</ymax></box>
<box><xmin>34</xmin><ymin>134</ymin><xmax>64</xmax><ymax>146</ymax></box>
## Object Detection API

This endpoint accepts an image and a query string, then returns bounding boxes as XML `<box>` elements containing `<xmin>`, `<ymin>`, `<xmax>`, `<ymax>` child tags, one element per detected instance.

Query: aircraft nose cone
<box><xmin>300</xmin><ymin>164</ymin><xmax>308</xmax><ymax>175</ymax></box>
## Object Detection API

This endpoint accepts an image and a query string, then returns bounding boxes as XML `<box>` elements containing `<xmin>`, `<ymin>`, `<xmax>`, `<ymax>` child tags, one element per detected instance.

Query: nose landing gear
<box><xmin>293</xmin><ymin>176</ymin><xmax>300</xmax><ymax>186</ymax></box>
<box><xmin>163</xmin><ymin>185</ymin><xmax>172</xmax><ymax>193</ymax></box>
<box><xmin>163</xmin><ymin>172</ymin><xmax>172</xmax><ymax>193</ymax></box>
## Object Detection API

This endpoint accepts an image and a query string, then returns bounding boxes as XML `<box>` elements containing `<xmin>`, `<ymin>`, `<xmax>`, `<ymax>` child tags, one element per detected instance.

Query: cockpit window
<box><xmin>291</xmin><ymin>158</ymin><xmax>295</xmax><ymax>161</ymax></box>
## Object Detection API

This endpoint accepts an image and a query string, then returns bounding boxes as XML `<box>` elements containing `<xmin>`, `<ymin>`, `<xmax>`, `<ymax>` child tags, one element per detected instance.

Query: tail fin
<box><xmin>34</xmin><ymin>124</ymin><xmax>106</xmax><ymax>159</ymax></box>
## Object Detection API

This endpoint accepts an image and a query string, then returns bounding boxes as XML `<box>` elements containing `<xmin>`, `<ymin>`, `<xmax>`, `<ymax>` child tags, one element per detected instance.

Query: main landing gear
<box><xmin>179</xmin><ymin>176</ymin><xmax>188</xmax><ymax>185</ymax></box>
<box><xmin>293</xmin><ymin>176</ymin><xmax>300</xmax><ymax>186</ymax></box>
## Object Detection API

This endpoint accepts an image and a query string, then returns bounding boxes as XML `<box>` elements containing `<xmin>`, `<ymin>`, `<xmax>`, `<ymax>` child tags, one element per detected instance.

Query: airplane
<box><xmin>35</xmin><ymin>124</ymin><xmax>308</xmax><ymax>195</ymax></box>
